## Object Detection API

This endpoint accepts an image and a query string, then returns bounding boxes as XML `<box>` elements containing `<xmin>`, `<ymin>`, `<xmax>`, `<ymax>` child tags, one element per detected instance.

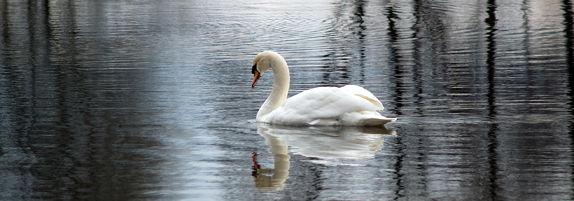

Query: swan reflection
<box><xmin>252</xmin><ymin>123</ymin><xmax>395</xmax><ymax>190</ymax></box>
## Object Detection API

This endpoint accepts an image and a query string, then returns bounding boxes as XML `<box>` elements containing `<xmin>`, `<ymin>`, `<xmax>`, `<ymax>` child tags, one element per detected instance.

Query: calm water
<box><xmin>1</xmin><ymin>0</ymin><xmax>574</xmax><ymax>200</ymax></box>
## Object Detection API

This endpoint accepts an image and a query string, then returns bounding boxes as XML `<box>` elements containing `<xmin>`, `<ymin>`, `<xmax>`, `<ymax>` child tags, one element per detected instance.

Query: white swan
<box><xmin>251</xmin><ymin>51</ymin><xmax>396</xmax><ymax>126</ymax></box>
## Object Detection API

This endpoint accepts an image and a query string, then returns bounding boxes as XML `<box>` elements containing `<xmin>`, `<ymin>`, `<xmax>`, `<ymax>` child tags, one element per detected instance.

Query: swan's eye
<box><xmin>252</xmin><ymin>64</ymin><xmax>258</xmax><ymax>74</ymax></box>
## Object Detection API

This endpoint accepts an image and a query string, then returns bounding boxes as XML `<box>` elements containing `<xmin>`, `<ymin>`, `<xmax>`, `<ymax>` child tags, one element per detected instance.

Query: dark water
<box><xmin>1</xmin><ymin>0</ymin><xmax>573</xmax><ymax>200</ymax></box>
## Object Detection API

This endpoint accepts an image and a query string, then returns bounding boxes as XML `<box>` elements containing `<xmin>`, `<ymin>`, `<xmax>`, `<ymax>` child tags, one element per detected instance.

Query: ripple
<box><xmin>1</xmin><ymin>0</ymin><xmax>574</xmax><ymax>200</ymax></box>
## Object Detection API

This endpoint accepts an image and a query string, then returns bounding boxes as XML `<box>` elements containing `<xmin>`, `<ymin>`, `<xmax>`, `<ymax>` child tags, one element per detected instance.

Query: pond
<box><xmin>1</xmin><ymin>0</ymin><xmax>573</xmax><ymax>200</ymax></box>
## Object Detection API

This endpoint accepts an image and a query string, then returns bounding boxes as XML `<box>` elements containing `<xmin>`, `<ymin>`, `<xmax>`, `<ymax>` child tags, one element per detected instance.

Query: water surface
<box><xmin>1</xmin><ymin>0</ymin><xmax>574</xmax><ymax>200</ymax></box>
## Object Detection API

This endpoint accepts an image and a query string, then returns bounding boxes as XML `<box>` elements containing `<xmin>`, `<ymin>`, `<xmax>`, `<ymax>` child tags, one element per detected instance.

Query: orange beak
<box><xmin>251</xmin><ymin>70</ymin><xmax>261</xmax><ymax>88</ymax></box>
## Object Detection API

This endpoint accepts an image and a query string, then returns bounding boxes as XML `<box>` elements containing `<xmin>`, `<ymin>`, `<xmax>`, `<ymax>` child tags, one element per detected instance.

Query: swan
<box><xmin>251</xmin><ymin>51</ymin><xmax>396</xmax><ymax>126</ymax></box>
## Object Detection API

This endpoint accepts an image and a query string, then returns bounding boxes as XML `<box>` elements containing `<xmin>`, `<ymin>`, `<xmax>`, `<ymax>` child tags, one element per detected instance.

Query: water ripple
<box><xmin>1</xmin><ymin>0</ymin><xmax>574</xmax><ymax>200</ymax></box>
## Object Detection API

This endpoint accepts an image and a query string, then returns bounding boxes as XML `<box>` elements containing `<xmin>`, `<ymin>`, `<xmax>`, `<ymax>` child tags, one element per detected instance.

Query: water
<box><xmin>1</xmin><ymin>0</ymin><xmax>573</xmax><ymax>200</ymax></box>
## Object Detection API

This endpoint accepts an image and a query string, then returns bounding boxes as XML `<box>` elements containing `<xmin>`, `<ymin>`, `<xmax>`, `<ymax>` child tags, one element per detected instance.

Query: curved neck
<box><xmin>257</xmin><ymin>58</ymin><xmax>290</xmax><ymax>119</ymax></box>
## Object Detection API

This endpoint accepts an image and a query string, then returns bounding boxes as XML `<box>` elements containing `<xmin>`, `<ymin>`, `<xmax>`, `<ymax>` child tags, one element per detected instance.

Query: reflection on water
<box><xmin>252</xmin><ymin>132</ymin><xmax>290</xmax><ymax>190</ymax></box>
<box><xmin>1</xmin><ymin>0</ymin><xmax>574</xmax><ymax>200</ymax></box>
<box><xmin>252</xmin><ymin>123</ymin><xmax>395</xmax><ymax>190</ymax></box>
<box><xmin>257</xmin><ymin>123</ymin><xmax>395</xmax><ymax>164</ymax></box>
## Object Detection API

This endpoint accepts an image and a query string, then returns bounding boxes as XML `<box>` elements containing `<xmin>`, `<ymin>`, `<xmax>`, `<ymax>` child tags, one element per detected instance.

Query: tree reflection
<box><xmin>484</xmin><ymin>1</ymin><xmax>500</xmax><ymax>200</ymax></box>
<box><xmin>0</xmin><ymin>1</ymin><xmax>164</xmax><ymax>200</ymax></box>
<box><xmin>321</xmin><ymin>0</ymin><xmax>369</xmax><ymax>86</ymax></box>
<box><xmin>2</xmin><ymin>0</ymin><xmax>574</xmax><ymax>199</ymax></box>
<box><xmin>565</xmin><ymin>0</ymin><xmax>574</xmax><ymax>108</ymax></box>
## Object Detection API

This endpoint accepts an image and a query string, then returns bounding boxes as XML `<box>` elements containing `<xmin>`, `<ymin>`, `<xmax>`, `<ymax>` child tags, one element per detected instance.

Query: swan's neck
<box><xmin>257</xmin><ymin>60</ymin><xmax>290</xmax><ymax>119</ymax></box>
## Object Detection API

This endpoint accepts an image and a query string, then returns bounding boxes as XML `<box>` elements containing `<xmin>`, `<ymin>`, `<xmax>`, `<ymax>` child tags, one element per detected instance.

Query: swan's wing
<box><xmin>339</xmin><ymin>85</ymin><xmax>384</xmax><ymax>110</ymax></box>
<box><xmin>265</xmin><ymin>86</ymin><xmax>383</xmax><ymax>124</ymax></box>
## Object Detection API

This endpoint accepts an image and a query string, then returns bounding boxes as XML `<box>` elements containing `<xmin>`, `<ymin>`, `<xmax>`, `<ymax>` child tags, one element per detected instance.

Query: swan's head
<box><xmin>251</xmin><ymin>51</ymin><xmax>280</xmax><ymax>87</ymax></box>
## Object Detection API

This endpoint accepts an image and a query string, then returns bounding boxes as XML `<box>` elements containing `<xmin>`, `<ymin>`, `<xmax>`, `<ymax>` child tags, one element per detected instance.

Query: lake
<box><xmin>1</xmin><ymin>0</ymin><xmax>573</xmax><ymax>200</ymax></box>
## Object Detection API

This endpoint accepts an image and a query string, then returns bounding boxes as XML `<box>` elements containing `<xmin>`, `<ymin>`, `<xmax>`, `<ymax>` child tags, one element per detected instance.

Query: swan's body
<box><xmin>251</xmin><ymin>51</ymin><xmax>396</xmax><ymax>126</ymax></box>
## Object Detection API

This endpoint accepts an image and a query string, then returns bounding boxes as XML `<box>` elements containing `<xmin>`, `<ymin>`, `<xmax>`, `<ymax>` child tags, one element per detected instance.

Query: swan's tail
<box><xmin>340</xmin><ymin>111</ymin><xmax>397</xmax><ymax>127</ymax></box>
<box><xmin>361</xmin><ymin>117</ymin><xmax>397</xmax><ymax>127</ymax></box>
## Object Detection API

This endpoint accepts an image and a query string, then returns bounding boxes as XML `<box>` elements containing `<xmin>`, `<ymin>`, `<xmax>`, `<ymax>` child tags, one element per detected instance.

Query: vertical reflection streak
<box><xmin>354</xmin><ymin>0</ymin><xmax>366</xmax><ymax>84</ymax></box>
<box><xmin>564</xmin><ymin>0</ymin><xmax>574</xmax><ymax>107</ymax></box>
<box><xmin>386</xmin><ymin>4</ymin><xmax>403</xmax><ymax>117</ymax></box>
<box><xmin>411</xmin><ymin>0</ymin><xmax>424</xmax><ymax>117</ymax></box>
<box><xmin>563</xmin><ymin>0</ymin><xmax>574</xmax><ymax>197</ymax></box>
<box><xmin>384</xmin><ymin>3</ymin><xmax>406</xmax><ymax>198</ymax></box>
<box><xmin>485</xmin><ymin>0</ymin><xmax>497</xmax><ymax>119</ymax></box>
<box><xmin>485</xmin><ymin>0</ymin><xmax>499</xmax><ymax>199</ymax></box>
